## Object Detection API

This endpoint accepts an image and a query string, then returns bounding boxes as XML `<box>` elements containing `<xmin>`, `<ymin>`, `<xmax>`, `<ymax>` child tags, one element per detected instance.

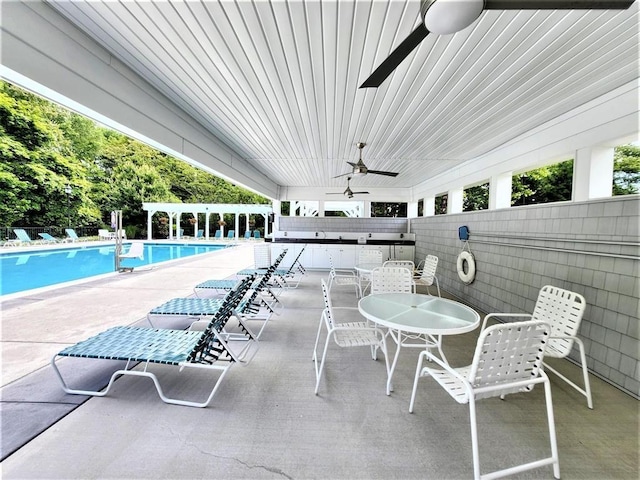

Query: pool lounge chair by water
<box><xmin>65</xmin><ymin>229</ymin><xmax>80</xmax><ymax>242</ymax></box>
<box><xmin>38</xmin><ymin>233</ymin><xmax>60</xmax><ymax>244</ymax></box>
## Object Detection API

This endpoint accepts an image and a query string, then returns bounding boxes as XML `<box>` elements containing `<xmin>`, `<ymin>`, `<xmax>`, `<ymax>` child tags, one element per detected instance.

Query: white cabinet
<box><xmin>355</xmin><ymin>245</ymin><xmax>391</xmax><ymax>262</ymax></box>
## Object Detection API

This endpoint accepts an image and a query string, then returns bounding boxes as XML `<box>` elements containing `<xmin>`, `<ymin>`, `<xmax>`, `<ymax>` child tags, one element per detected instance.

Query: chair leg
<box><xmin>409</xmin><ymin>350</ymin><xmax>428</xmax><ymax>413</ymax></box>
<box><xmin>543</xmin><ymin>337</ymin><xmax>593</xmax><ymax>409</ymax></box>
<box><xmin>314</xmin><ymin>334</ymin><xmax>333</xmax><ymax>395</ymax></box>
<box><xmin>468</xmin><ymin>397</ymin><xmax>481</xmax><ymax>480</ymax></box>
<box><xmin>543</xmin><ymin>377</ymin><xmax>561</xmax><ymax>479</ymax></box>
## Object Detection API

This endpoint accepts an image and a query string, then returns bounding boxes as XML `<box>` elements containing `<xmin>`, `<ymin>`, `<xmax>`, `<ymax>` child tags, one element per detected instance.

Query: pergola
<box><xmin>142</xmin><ymin>203</ymin><xmax>273</xmax><ymax>241</ymax></box>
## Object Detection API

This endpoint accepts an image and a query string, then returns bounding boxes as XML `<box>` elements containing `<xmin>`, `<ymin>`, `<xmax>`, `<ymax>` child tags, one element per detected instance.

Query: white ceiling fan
<box><xmin>334</xmin><ymin>143</ymin><xmax>399</xmax><ymax>178</ymax></box>
<box><xmin>327</xmin><ymin>177</ymin><xmax>370</xmax><ymax>199</ymax></box>
<box><xmin>360</xmin><ymin>0</ymin><xmax>636</xmax><ymax>88</ymax></box>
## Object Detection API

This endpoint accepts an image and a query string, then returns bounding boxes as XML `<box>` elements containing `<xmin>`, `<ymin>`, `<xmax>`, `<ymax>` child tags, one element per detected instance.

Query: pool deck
<box><xmin>1</xmin><ymin>242</ymin><xmax>638</xmax><ymax>478</ymax></box>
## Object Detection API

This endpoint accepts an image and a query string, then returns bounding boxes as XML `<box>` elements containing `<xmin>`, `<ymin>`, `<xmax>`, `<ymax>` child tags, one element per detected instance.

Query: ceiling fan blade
<box><xmin>367</xmin><ymin>169</ymin><xmax>399</xmax><ymax>177</ymax></box>
<box><xmin>484</xmin><ymin>0</ymin><xmax>634</xmax><ymax>8</ymax></box>
<box><xmin>352</xmin><ymin>192</ymin><xmax>370</xmax><ymax>195</ymax></box>
<box><xmin>333</xmin><ymin>172</ymin><xmax>352</xmax><ymax>178</ymax></box>
<box><xmin>359</xmin><ymin>24</ymin><xmax>429</xmax><ymax>88</ymax></box>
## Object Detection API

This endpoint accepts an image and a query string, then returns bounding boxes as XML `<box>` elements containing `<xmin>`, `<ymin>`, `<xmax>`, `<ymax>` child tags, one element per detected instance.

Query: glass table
<box><xmin>358</xmin><ymin>293</ymin><xmax>480</xmax><ymax>395</ymax></box>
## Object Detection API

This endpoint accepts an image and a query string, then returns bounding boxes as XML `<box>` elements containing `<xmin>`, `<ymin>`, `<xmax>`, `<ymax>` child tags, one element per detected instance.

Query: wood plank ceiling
<box><xmin>47</xmin><ymin>0</ymin><xmax>638</xmax><ymax>193</ymax></box>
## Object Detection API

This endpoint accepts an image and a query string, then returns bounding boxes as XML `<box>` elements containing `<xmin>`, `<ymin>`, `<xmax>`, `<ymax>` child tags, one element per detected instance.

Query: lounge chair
<box><xmin>38</xmin><ymin>233</ymin><xmax>60</xmax><ymax>244</ymax></box>
<box><xmin>12</xmin><ymin>229</ymin><xmax>38</xmax><ymax>246</ymax></box>
<box><xmin>214</xmin><ymin>230</ymin><xmax>222</xmax><ymax>239</ymax></box>
<box><xmin>226</xmin><ymin>230</ymin><xmax>235</xmax><ymax>240</ymax></box>
<box><xmin>65</xmin><ymin>228</ymin><xmax>80</xmax><ymax>242</ymax></box>
<box><xmin>150</xmin><ymin>272</ymin><xmax>277</xmax><ymax>338</ymax></box>
<box><xmin>196</xmin><ymin>229</ymin><xmax>204</xmax><ymax>240</ymax></box>
<box><xmin>244</xmin><ymin>230</ymin><xmax>252</xmax><ymax>239</ymax></box>
<box><xmin>253</xmin><ymin>230</ymin><xmax>261</xmax><ymax>240</ymax></box>
<box><xmin>238</xmin><ymin>246</ymin><xmax>306</xmax><ymax>289</ymax></box>
<box><xmin>51</xmin><ymin>276</ymin><xmax>258</xmax><ymax>408</ymax></box>
<box><xmin>98</xmin><ymin>229</ymin><xmax>116</xmax><ymax>240</ymax></box>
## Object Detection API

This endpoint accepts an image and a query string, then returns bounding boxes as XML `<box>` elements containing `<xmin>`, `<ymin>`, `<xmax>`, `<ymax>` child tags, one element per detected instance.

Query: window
<box><xmin>613</xmin><ymin>144</ymin><xmax>640</xmax><ymax>196</ymax></box>
<box><xmin>371</xmin><ymin>202</ymin><xmax>407</xmax><ymax>217</ymax></box>
<box><xmin>435</xmin><ymin>194</ymin><xmax>447</xmax><ymax>215</ymax></box>
<box><xmin>512</xmin><ymin>159</ymin><xmax>573</xmax><ymax>206</ymax></box>
<box><xmin>463</xmin><ymin>183</ymin><xmax>489</xmax><ymax>211</ymax></box>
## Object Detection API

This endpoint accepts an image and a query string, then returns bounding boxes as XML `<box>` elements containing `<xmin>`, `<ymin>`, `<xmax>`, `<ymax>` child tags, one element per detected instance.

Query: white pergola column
<box><xmin>317</xmin><ymin>201</ymin><xmax>325</xmax><ymax>217</ymax></box>
<box><xmin>489</xmin><ymin>172</ymin><xmax>513</xmax><ymax>210</ymax></box>
<box><xmin>424</xmin><ymin>197</ymin><xmax>435</xmax><ymax>216</ymax></box>
<box><xmin>234</xmin><ymin>213</ymin><xmax>239</xmax><ymax>239</ymax></box>
<box><xmin>573</xmin><ymin>147</ymin><xmax>614</xmax><ymax>201</ymax></box>
<box><xmin>272</xmin><ymin>200</ymin><xmax>281</xmax><ymax>233</ymax></box>
<box><xmin>407</xmin><ymin>201</ymin><xmax>418</xmax><ymax>218</ymax></box>
<box><xmin>448</xmin><ymin>188</ymin><xmax>464</xmax><ymax>214</ymax></box>
<box><xmin>147</xmin><ymin>210</ymin><xmax>155</xmax><ymax>240</ymax></box>
<box><xmin>364</xmin><ymin>201</ymin><xmax>371</xmax><ymax>217</ymax></box>
<box><xmin>205</xmin><ymin>209</ymin><xmax>211</xmax><ymax>240</ymax></box>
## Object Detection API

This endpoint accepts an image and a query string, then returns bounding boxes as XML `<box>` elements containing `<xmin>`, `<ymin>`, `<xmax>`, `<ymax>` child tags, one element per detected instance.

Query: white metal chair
<box><xmin>370</xmin><ymin>266</ymin><xmax>414</xmax><ymax>295</ymax></box>
<box><xmin>358</xmin><ymin>249</ymin><xmax>383</xmax><ymax>294</ymax></box>
<box><xmin>383</xmin><ymin>260</ymin><xmax>416</xmax><ymax>292</ymax></box>
<box><xmin>313</xmin><ymin>279</ymin><xmax>390</xmax><ymax>394</ymax></box>
<box><xmin>413</xmin><ymin>254</ymin><xmax>441</xmax><ymax>297</ymax></box>
<box><xmin>483</xmin><ymin>285</ymin><xmax>592</xmax><ymax>409</ymax></box>
<box><xmin>327</xmin><ymin>254</ymin><xmax>361</xmax><ymax>298</ymax></box>
<box><xmin>410</xmin><ymin>320</ymin><xmax>560</xmax><ymax>480</ymax></box>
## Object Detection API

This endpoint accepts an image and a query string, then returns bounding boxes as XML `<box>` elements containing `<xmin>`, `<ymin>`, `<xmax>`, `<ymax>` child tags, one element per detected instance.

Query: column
<box><xmin>489</xmin><ymin>172</ymin><xmax>512</xmax><ymax>210</ymax></box>
<box><xmin>448</xmin><ymin>188</ymin><xmax>464</xmax><ymax>214</ymax></box>
<box><xmin>573</xmin><ymin>147</ymin><xmax>614</xmax><ymax>201</ymax></box>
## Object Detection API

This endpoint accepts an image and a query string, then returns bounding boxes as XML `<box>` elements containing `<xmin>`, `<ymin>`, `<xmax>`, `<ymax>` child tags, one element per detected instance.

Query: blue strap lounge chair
<box><xmin>13</xmin><ymin>229</ymin><xmax>37</xmax><ymax>245</ymax></box>
<box><xmin>65</xmin><ymin>228</ymin><xmax>80</xmax><ymax>242</ymax></box>
<box><xmin>244</xmin><ymin>230</ymin><xmax>252</xmax><ymax>239</ymax></box>
<box><xmin>253</xmin><ymin>230</ymin><xmax>261</xmax><ymax>240</ymax></box>
<box><xmin>152</xmin><ymin>269</ymin><xmax>280</xmax><ymax>338</ymax></box>
<box><xmin>38</xmin><ymin>232</ymin><xmax>60</xmax><ymax>243</ymax></box>
<box><xmin>214</xmin><ymin>230</ymin><xmax>222</xmax><ymax>239</ymax></box>
<box><xmin>237</xmin><ymin>246</ymin><xmax>306</xmax><ymax>289</ymax></box>
<box><xmin>196</xmin><ymin>229</ymin><xmax>204</xmax><ymax>239</ymax></box>
<box><xmin>51</xmin><ymin>276</ymin><xmax>258</xmax><ymax>408</ymax></box>
<box><xmin>226</xmin><ymin>230</ymin><xmax>235</xmax><ymax>240</ymax></box>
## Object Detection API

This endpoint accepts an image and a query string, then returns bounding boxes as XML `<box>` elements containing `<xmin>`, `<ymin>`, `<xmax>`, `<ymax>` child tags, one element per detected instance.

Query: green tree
<box><xmin>0</xmin><ymin>81</ymin><xmax>101</xmax><ymax>227</ymax></box>
<box><xmin>613</xmin><ymin>144</ymin><xmax>640</xmax><ymax>195</ymax></box>
<box><xmin>512</xmin><ymin>159</ymin><xmax>573</xmax><ymax>206</ymax></box>
<box><xmin>463</xmin><ymin>183</ymin><xmax>489</xmax><ymax>211</ymax></box>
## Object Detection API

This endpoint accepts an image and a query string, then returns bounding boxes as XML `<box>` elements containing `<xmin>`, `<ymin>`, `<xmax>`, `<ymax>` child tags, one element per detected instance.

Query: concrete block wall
<box><xmin>278</xmin><ymin>216</ymin><xmax>409</xmax><ymax>234</ymax></box>
<box><xmin>410</xmin><ymin>197</ymin><xmax>640</xmax><ymax>398</ymax></box>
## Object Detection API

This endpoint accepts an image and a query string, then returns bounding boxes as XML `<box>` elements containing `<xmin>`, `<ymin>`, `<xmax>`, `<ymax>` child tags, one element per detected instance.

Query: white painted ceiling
<box><xmin>46</xmin><ymin>0</ymin><xmax>639</xmax><ymax>196</ymax></box>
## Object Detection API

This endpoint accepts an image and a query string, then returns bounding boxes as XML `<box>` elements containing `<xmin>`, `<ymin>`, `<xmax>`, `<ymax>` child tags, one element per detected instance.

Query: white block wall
<box><xmin>411</xmin><ymin>197</ymin><xmax>639</xmax><ymax>397</ymax></box>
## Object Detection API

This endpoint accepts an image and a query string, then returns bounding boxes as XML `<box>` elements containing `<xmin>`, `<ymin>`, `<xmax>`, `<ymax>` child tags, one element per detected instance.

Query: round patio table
<box><xmin>358</xmin><ymin>293</ymin><xmax>480</xmax><ymax>395</ymax></box>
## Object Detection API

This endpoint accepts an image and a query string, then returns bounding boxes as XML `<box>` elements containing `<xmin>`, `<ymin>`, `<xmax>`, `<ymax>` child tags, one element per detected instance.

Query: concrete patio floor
<box><xmin>1</xmin><ymin>243</ymin><xmax>638</xmax><ymax>479</ymax></box>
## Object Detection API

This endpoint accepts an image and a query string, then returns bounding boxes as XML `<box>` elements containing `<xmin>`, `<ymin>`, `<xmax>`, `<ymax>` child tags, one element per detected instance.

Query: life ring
<box><xmin>457</xmin><ymin>251</ymin><xmax>476</xmax><ymax>284</ymax></box>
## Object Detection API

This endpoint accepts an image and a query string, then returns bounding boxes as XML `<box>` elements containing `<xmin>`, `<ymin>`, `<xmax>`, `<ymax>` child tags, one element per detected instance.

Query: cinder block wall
<box><xmin>411</xmin><ymin>197</ymin><xmax>639</xmax><ymax>398</ymax></box>
<box><xmin>278</xmin><ymin>216</ymin><xmax>409</xmax><ymax>233</ymax></box>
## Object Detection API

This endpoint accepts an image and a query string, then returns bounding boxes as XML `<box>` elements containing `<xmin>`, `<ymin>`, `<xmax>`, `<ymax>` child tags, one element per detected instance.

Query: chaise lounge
<box><xmin>51</xmin><ymin>276</ymin><xmax>258</xmax><ymax>408</ymax></box>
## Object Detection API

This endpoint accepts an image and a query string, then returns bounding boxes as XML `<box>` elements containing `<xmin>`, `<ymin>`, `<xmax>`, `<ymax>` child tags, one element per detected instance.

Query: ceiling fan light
<box><xmin>421</xmin><ymin>0</ymin><xmax>484</xmax><ymax>35</ymax></box>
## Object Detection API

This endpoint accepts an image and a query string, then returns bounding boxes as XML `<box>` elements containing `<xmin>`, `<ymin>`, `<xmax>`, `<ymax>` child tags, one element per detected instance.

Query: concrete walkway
<box><xmin>1</xmin><ymin>246</ymin><xmax>638</xmax><ymax>478</ymax></box>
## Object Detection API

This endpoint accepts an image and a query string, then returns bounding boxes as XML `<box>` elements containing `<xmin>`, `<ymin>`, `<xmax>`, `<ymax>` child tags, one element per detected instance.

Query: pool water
<box><xmin>0</xmin><ymin>243</ymin><xmax>231</xmax><ymax>296</ymax></box>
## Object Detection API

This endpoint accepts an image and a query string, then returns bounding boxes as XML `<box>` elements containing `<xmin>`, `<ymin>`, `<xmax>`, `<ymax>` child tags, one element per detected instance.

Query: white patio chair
<box><xmin>313</xmin><ymin>279</ymin><xmax>390</xmax><ymax>394</ymax></box>
<box><xmin>413</xmin><ymin>254</ymin><xmax>441</xmax><ymax>297</ymax></box>
<box><xmin>327</xmin><ymin>254</ymin><xmax>361</xmax><ymax>298</ymax></box>
<box><xmin>370</xmin><ymin>266</ymin><xmax>414</xmax><ymax>295</ymax></box>
<box><xmin>482</xmin><ymin>285</ymin><xmax>592</xmax><ymax>409</ymax></box>
<box><xmin>383</xmin><ymin>260</ymin><xmax>416</xmax><ymax>292</ymax></box>
<box><xmin>357</xmin><ymin>249</ymin><xmax>383</xmax><ymax>294</ymax></box>
<box><xmin>410</xmin><ymin>320</ymin><xmax>560</xmax><ymax>480</ymax></box>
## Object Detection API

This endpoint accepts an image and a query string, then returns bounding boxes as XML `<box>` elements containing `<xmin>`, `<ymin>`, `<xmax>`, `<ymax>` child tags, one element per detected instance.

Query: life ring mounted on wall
<box><xmin>457</xmin><ymin>225</ymin><xmax>476</xmax><ymax>284</ymax></box>
<box><xmin>457</xmin><ymin>250</ymin><xmax>476</xmax><ymax>284</ymax></box>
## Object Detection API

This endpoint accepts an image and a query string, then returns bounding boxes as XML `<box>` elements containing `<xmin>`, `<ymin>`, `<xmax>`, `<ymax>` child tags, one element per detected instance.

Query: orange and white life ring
<box><xmin>457</xmin><ymin>251</ymin><xmax>476</xmax><ymax>284</ymax></box>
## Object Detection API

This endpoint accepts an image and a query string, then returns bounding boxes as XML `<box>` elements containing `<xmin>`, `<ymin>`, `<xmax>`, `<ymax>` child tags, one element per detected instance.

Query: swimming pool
<box><xmin>0</xmin><ymin>243</ymin><xmax>232</xmax><ymax>296</ymax></box>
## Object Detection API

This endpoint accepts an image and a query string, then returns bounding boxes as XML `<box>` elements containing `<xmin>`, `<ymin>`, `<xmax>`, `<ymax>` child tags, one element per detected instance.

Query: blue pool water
<box><xmin>0</xmin><ymin>243</ymin><xmax>231</xmax><ymax>296</ymax></box>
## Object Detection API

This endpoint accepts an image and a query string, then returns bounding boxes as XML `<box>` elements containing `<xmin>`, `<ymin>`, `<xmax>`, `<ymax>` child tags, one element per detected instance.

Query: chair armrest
<box><xmin>481</xmin><ymin>313</ymin><xmax>532</xmax><ymax>331</ymax></box>
<box><xmin>423</xmin><ymin>349</ymin><xmax>468</xmax><ymax>383</ymax></box>
<box><xmin>334</xmin><ymin>268</ymin><xmax>357</xmax><ymax>276</ymax></box>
